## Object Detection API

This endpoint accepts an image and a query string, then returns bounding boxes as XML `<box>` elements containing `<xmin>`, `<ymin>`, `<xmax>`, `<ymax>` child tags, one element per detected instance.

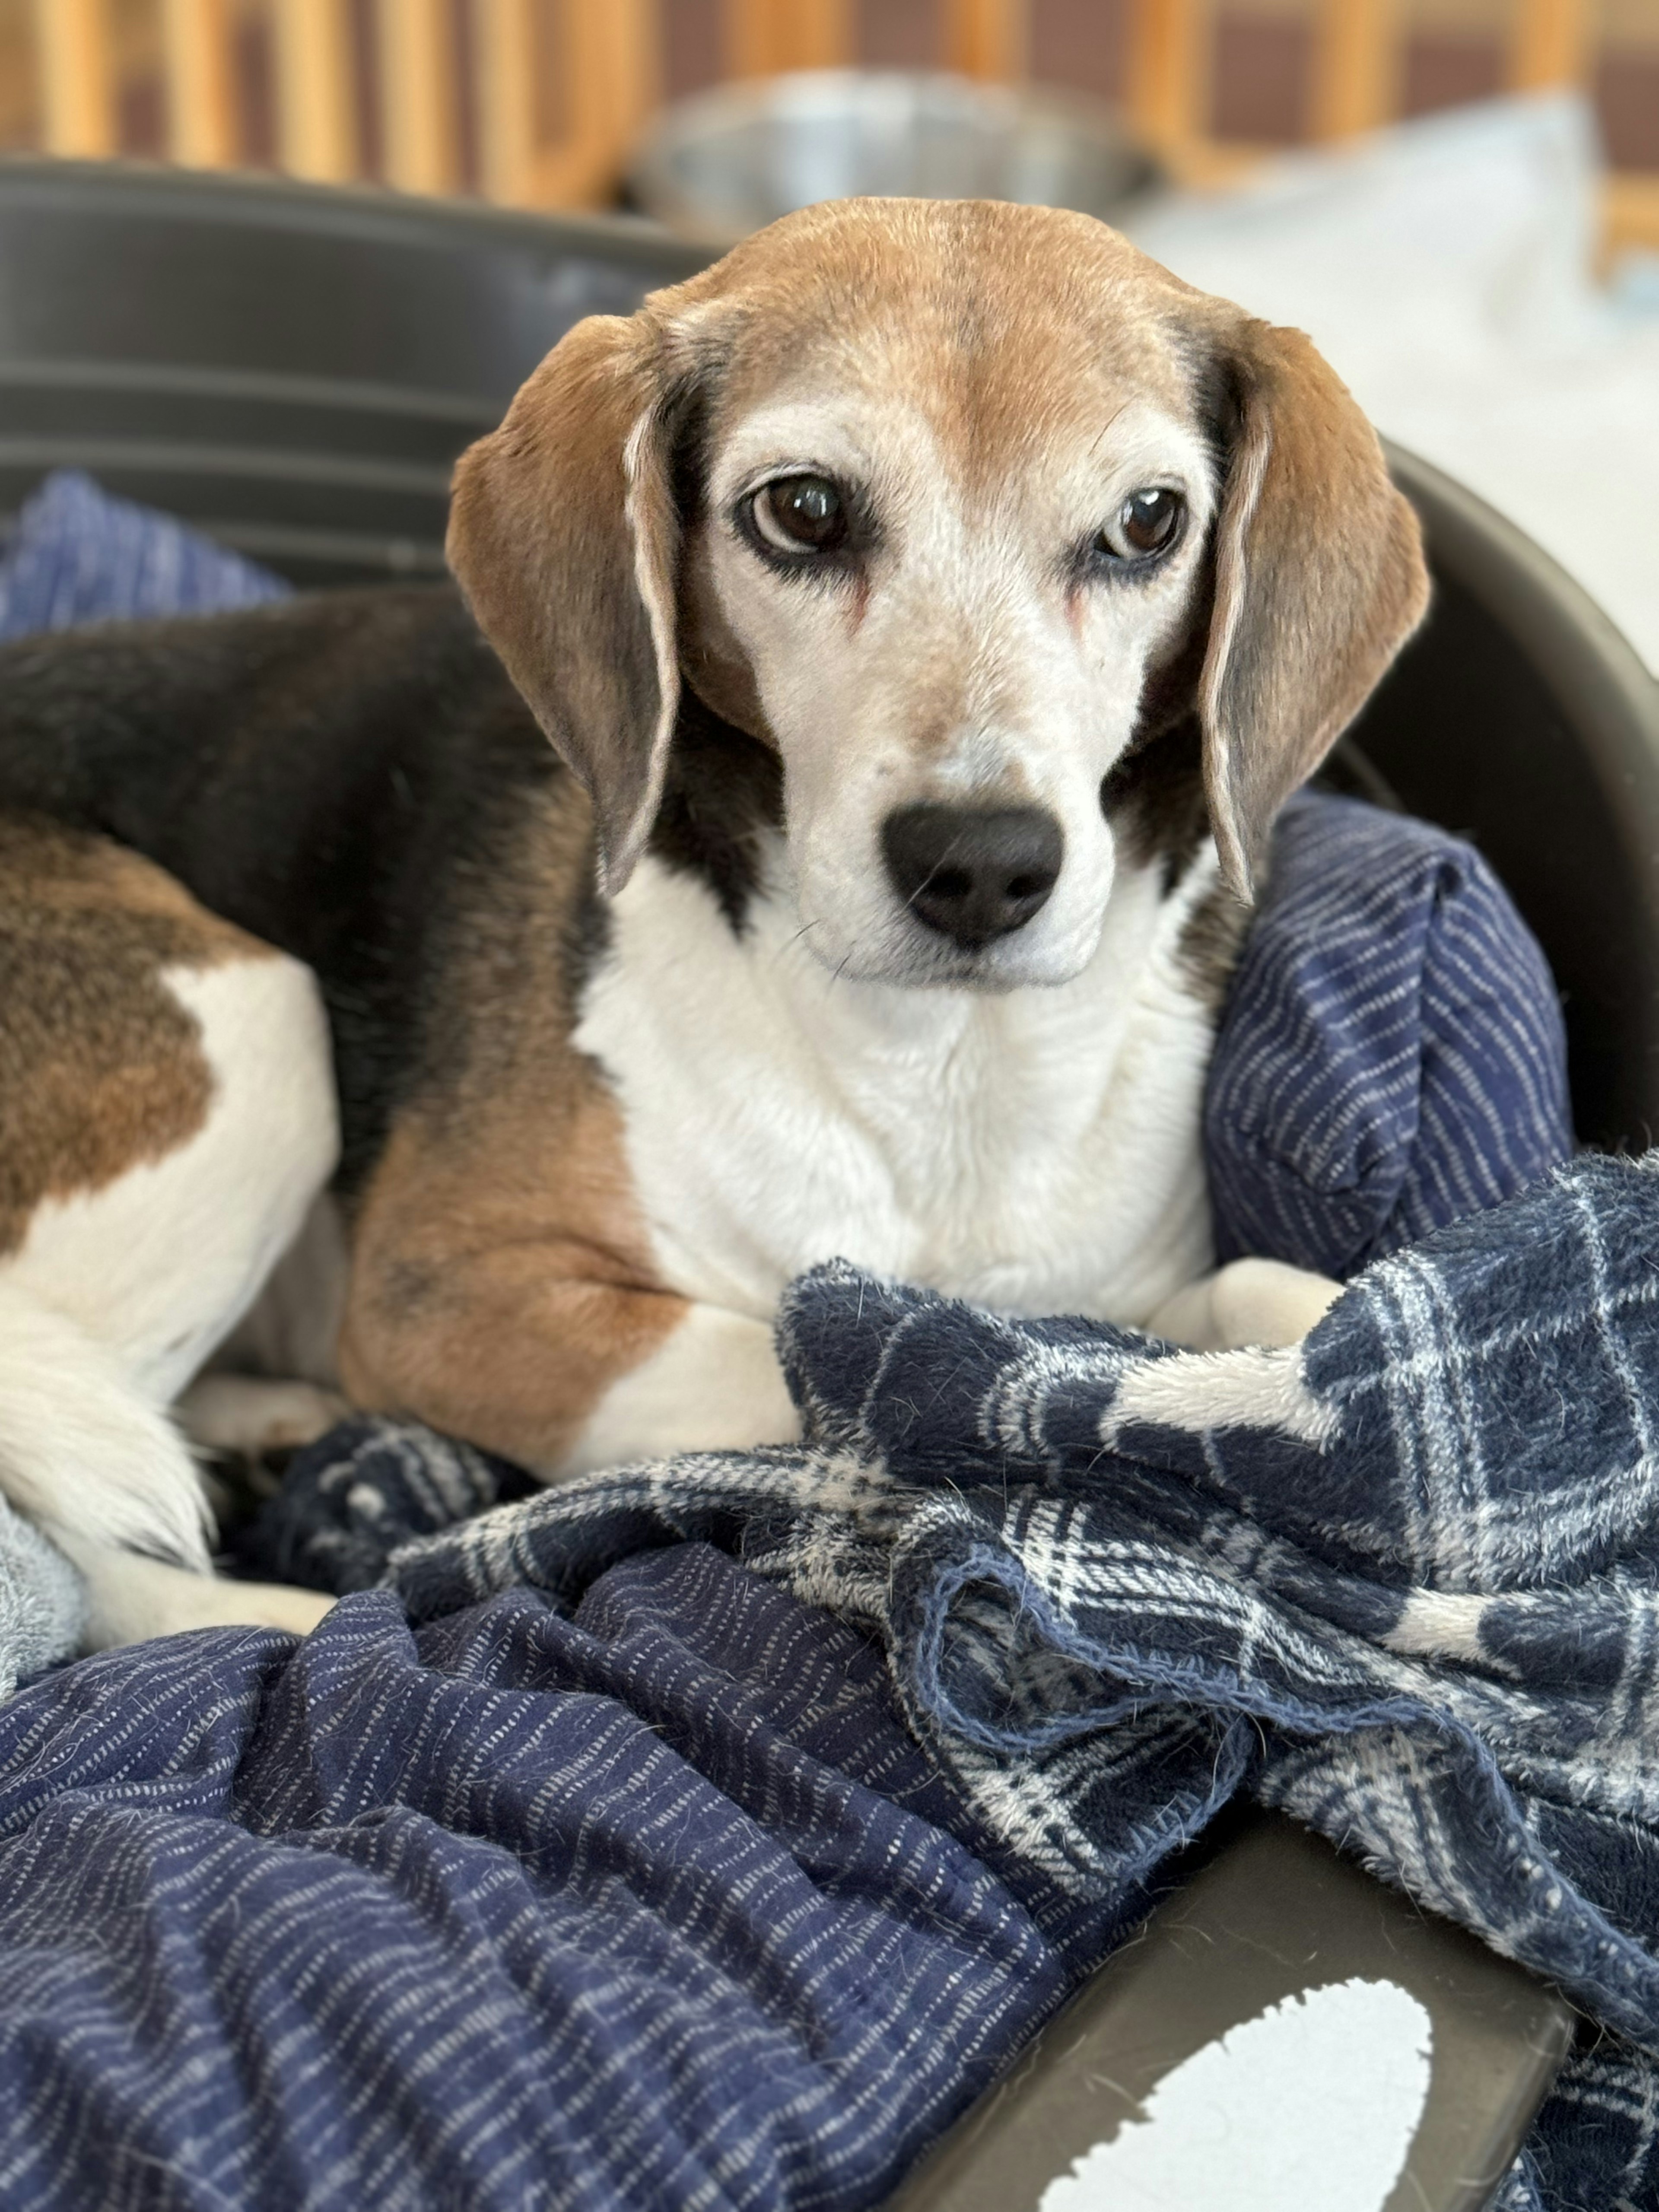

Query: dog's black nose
<box><xmin>881</xmin><ymin>804</ymin><xmax>1063</xmax><ymax>949</ymax></box>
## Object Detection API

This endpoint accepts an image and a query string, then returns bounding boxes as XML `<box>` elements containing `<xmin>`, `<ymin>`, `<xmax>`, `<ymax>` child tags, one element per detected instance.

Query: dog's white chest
<box><xmin>575</xmin><ymin>858</ymin><xmax>1217</xmax><ymax>1328</ymax></box>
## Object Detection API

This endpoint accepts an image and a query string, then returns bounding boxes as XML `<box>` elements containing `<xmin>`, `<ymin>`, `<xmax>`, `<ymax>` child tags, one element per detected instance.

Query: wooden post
<box><xmin>1310</xmin><ymin>0</ymin><xmax>1397</xmax><ymax>140</ymax></box>
<box><xmin>162</xmin><ymin>0</ymin><xmax>238</xmax><ymax>168</ymax></box>
<box><xmin>1126</xmin><ymin>0</ymin><xmax>1207</xmax><ymax>153</ymax></box>
<box><xmin>531</xmin><ymin>0</ymin><xmax>661</xmax><ymax>209</ymax></box>
<box><xmin>1510</xmin><ymin>0</ymin><xmax>1592</xmax><ymax>89</ymax></box>
<box><xmin>1606</xmin><ymin>174</ymin><xmax>1659</xmax><ymax>255</ymax></box>
<box><xmin>475</xmin><ymin>0</ymin><xmax>538</xmax><ymax>205</ymax></box>
<box><xmin>378</xmin><ymin>0</ymin><xmax>459</xmax><ymax>195</ymax></box>
<box><xmin>272</xmin><ymin>0</ymin><xmax>358</xmax><ymax>181</ymax></box>
<box><xmin>32</xmin><ymin>0</ymin><xmax>118</xmax><ymax>159</ymax></box>
<box><xmin>725</xmin><ymin>0</ymin><xmax>853</xmax><ymax>79</ymax></box>
<box><xmin>589</xmin><ymin>0</ymin><xmax>661</xmax><ymax>168</ymax></box>
<box><xmin>943</xmin><ymin>0</ymin><xmax>1027</xmax><ymax>81</ymax></box>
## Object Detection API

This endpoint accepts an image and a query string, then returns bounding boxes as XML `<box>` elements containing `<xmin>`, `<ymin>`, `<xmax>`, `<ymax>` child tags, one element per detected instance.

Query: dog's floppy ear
<box><xmin>1198</xmin><ymin>318</ymin><xmax>1430</xmax><ymax>898</ymax></box>
<box><xmin>447</xmin><ymin>313</ymin><xmax>685</xmax><ymax>895</ymax></box>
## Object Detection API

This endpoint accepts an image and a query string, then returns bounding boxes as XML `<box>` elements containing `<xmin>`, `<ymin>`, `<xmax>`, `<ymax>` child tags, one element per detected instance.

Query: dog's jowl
<box><xmin>0</xmin><ymin>198</ymin><xmax>1428</xmax><ymax>1644</ymax></box>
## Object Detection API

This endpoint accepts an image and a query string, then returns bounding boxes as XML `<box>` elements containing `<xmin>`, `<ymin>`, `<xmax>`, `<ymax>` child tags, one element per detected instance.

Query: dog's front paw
<box><xmin>178</xmin><ymin>1376</ymin><xmax>351</xmax><ymax>1459</ymax></box>
<box><xmin>57</xmin><ymin>1536</ymin><xmax>338</xmax><ymax>1651</ymax></box>
<box><xmin>1147</xmin><ymin>1258</ymin><xmax>1343</xmax><ymax>1351</ymax></box>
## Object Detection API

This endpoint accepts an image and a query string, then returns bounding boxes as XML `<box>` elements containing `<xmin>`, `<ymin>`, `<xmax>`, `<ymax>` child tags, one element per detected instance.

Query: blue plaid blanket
<box><xmin>250</xmin><ymin>1151</ymin><xmax>1659</xmax><ymax>2211</ymax></box>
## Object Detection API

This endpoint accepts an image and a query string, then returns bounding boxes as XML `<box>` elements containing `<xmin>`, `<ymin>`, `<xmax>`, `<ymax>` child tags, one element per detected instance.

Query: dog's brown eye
<box><xmin>1098</xmin><ymin>487</ymin><xmax>1183</xmax><ymax>561</ymax></box>
<box><xmin>751</xmin><ymin>474</ymin><xmax>847</xmax><ymax>555</ymax></box>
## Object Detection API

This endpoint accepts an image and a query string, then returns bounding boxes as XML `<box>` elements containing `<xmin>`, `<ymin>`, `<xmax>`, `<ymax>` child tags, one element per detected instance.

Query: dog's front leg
<box><xmin>1146</xmin><ymin>1258</ymin><xmax>1343</xmax><ymax>1351</ymax></box>
<box><xmin>339</xmin><ymin>1074</ymin><xmax>803</xmax><ymax>1476</ymax></box>
<box><xmin>339</xmin><ymin>1246</ymin><xmax>799</xmax><ymax>1481</ymax></box>
<box><xmin>51</xmin><ymin>1531</ymin><xmax>335</xmax><ymax>1649</ymax></box>
<box><xmin>560</xmin><ymin>1302</ymin><xmax>801</xmax><ymax>1477</ymax></box>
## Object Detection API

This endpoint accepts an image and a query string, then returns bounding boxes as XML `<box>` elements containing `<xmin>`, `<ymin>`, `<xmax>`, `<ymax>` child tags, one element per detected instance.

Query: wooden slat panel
<box><xmin>1606</xmin><ymin>172</ymin><xmax>1659</xmax><ymax>252</ymax></box>
<box><xmin>592</xmin><ymin>0</ymin><xmax>663</xmax><ymax>162</ymax></box>
<box><xmin>1311</xmin><ymin>0</ymin><xmax>1397</xmax><ymax>138</ymax></box>
<box><xmin>378</xmin><ymin>0</ymin><xmax>458</xmax><ymax>194</ymax></box>
<box><xmin>520</xmin><ymin>0</ymin><xmax>661</xmax><ymax>210</ymax></box>
<box><xmin>944</xmin><ymin>0</ymin><xmax>1027</xmax><ymax>79</ymax></box>
<box><xmin>32</xmin><ymin>0</ymin><xmax>118</xmax><ymax>158</ymax></box>
<box><xmin>475</xmin><ymin>0</ymin><xmax>538</xmax><ymax>205</ymax></box>
<box><xmin>1126</xmin><ymin>0</ymin><xmax>1208</xmax><ymax>150</ymax></box>
<box><xmin>162</xmin><ymin>0</ymin><xmax>238</xmax><ymax>168</ymax></box>
<box><xmin>1509</xmin><ymin>0</ymin><xmax>1593</xmax><ymax>87</ymax></box>
<box><xmin>725</xmin><ymin>0</ymin><xmax>853</xmax><ymax>77</ymax></box>
<box><xmin>272</xmin><ymin>0</ymin><xmax>358</xmax><ymax>181</ymax></box>
<box><xmin>563</xmin><ymin>0</ymin><xmax>660</xmax><ymax>202</ymax></box>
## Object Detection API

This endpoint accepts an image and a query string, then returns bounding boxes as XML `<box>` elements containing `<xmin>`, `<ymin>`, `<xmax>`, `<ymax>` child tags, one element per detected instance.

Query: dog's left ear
<box><xmin>446</xmin><ymin>312</ymin><xmax>688</xmax><ymax>895</ymax></box>
<box><xmin>1198</xmin><ymin>317</ymin><xmax>1430</xmax><ymax>898</ymax></box>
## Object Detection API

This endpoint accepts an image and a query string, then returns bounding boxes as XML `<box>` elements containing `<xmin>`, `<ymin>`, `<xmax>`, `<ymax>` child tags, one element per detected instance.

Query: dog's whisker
<box><xmin>772</xmin><ymin>917</ymin><xmax>823</xmax><ymax>971</ymax></box>
<box><xmin>1087</xmin><ymin>399</ymin><xmax>1132</xmax><ymax>459</ymax></box>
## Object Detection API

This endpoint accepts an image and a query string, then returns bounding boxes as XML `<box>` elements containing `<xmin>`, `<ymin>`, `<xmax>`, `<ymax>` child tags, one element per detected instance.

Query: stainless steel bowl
<box><xmin>625</xmin><ymin>70</ymin><xmax>1165</xmax><ymax>249</ymax></box>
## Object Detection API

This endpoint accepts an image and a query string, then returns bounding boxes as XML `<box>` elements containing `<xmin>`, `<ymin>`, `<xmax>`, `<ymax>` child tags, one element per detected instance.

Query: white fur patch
<box><xmin>58</xmin><ymin>1533</ymin><xmax>335</xmax><ymax>1649</ymax></box>
<box><xmin>0</xmin><ymin>1283</ymin><xmax>214</xmax><ymax>1567</ymax></box>
<box><xmin>564</xmin><ymin>1303</ymin><xmax>801</xmax><ymax>1478</ymax></box>
<box><xmin>0</xmin><ymin>954</ymin><xmax>337</xmax><ymax>1567</ymax></box>
<box><xmin>177</xmin><ymin>1376</ymin><xmax>350</xmax><ymax>1459</ymax></box>
<box><xmin>1147</xmin><ymin>1256</ymin><xmax>1345</xmax><ymax>1351</ymax></box>
<box><xmin>6</xmin><ymin>957</ymin><xmax>337</xmax><ymax>1400</ymax></box>
<box><xmin>576</xmin><ymin>849</ymin><xmax>1219</xmax><ymax>1341</ymax></box>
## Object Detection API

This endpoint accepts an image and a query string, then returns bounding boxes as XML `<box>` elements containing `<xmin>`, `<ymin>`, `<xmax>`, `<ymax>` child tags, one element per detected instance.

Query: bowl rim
<box><xmin>625</xmin><ymin>68</ymin><xmax>1165</xmax><ymax>248</ymax></box>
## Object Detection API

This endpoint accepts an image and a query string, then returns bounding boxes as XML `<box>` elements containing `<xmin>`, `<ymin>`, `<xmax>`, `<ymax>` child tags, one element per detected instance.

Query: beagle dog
<box><xmin>0</xmin><ymin>198</ymin><xmax>1428</xmax><ymax>1648</ymax></box>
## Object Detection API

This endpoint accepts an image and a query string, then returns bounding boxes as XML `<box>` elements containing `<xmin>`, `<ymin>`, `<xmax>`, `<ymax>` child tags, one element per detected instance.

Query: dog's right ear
<box><xmin>447</xmin><ymin>314</ymin><xmax>686</xmax><ymax>896</ymax></box>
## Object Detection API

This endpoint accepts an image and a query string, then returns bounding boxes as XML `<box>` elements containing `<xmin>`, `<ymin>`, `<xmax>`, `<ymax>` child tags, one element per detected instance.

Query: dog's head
<box><xmin>448</xmin><ymin>198</ymin><xmax>1427</xmax><ymax>988</ymax></box>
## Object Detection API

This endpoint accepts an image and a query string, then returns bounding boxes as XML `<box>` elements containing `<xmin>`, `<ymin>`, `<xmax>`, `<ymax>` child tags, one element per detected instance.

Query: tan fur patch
<box><xmin>0</xmin><ymin>817</ymin><xmax>274</xmax><ymax>1255</ymax></box>
<box><xmin>336</xmin><ymin>779</ymin><xmax>686</xmax><ymax>1469</ymax></box>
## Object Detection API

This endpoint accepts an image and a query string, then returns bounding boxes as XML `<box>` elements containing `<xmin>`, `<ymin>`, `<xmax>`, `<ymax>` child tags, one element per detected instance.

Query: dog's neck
<box><xmin>582</xmin><ymin>737</ymin><xmax>1224</xmax><ymax>1327</ymax></box>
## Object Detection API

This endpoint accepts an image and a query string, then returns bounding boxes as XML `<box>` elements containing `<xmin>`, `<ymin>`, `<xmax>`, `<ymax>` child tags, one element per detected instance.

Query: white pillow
<box><xmin>1124</xmin><ymin>94</ymin><xmax>1659</xmax><ymax>674</ymax></box>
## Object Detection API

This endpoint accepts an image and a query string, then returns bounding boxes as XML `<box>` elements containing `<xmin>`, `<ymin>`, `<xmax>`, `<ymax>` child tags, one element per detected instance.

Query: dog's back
<box><xmin>0</xmin><ymin>585</ymin><xmax>565</xmax><ymax>1190</ymax></box>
